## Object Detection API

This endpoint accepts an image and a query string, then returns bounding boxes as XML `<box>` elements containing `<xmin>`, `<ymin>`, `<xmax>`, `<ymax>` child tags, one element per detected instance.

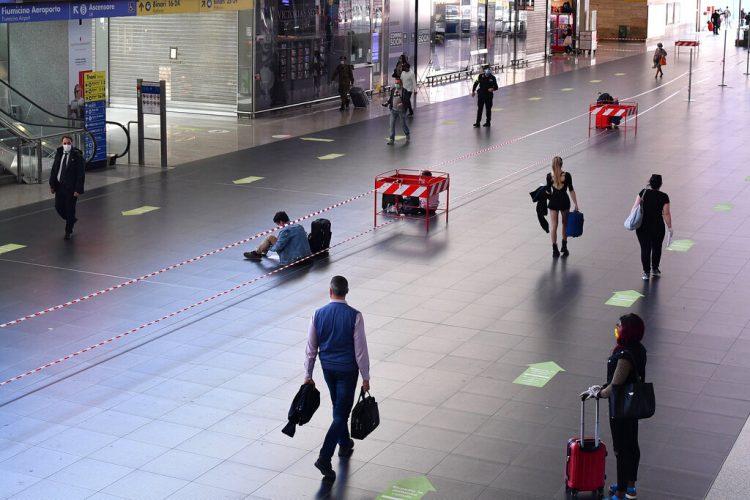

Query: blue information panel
<box><xmin>84</xmin><ymin>100</ymin><xmax>107</xmax><ymax>163</ymax></box>
<box><xmin>0</xmin><ymin>1</ymin><xmax>136</xmax><ymax>23</ymax></box>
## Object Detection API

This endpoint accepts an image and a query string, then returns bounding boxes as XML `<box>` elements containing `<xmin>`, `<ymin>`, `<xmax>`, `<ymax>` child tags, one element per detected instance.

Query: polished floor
<box><xmin>1</xmin><ymin>33</ymin><xmax>750</xmax><ymax>500</ymax></box>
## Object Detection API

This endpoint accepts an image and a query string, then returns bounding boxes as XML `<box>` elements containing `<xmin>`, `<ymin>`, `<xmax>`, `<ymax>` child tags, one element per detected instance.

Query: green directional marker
<box><xmin>590</xmin><ymin>79</ymin><xmax>602</xmax><ymax>83</ymax></box>
<box><xmin>528</xmin><ymin>96</ymin><xmax>543</xmax><ymax>101</ymax></box>
<box><xmin>377</xmin><ymin>476</ymin><xmax>436</xmax><ymax>500</ymax></box>
<box><xmin>174</xmin><ymin>125</ymin><xmax>202</xmax><ymax>132</ymax></box>
<box><xmin>318</xmin><ymin>153</ymin><xmax>345</xmax><ymax>160</ymax></box>
<box><xmin>122</xmin><ymin>206</ymin><xmax>160</xmax><ymax>216</ymax></box>
<box><xmin>233</xmin><ymin>176</ymin><xmax>264</xmax><ymax>185</ymax></box>
<box><xmin>561</xmin><ymin>87</ymin><xmax>574</xmax><ymax>91</ymax></box>
<box><xmin>713</xmin><ymin>203</ymin><xmax>734</xmax><ymax>212</ymax></box>
<box><xmin>491</xmin><ymin>107</ymin><xmax>504</xmax><ymax>111</ymax></box>
<box><xmin>614</xmin><ymin>72</ymin><xmax>626</xmax><ymax>76</ymax></box>
<box><xmin>745</xmin><ymin>176</ymin><xmax>750</xmax><ymax>182</ymax></box>
<box><xmin>668</xmin><ymin>239</ymin><xmax>695</xmax><ymax>252</ymax></box>
<box><xmin>513</xmin><ymin>361</ymin><xmax>565</xmax><ymax>388</ymax></box>
<box><xmin>0</xmin><ymin>243</ymin><xmax>26</xmax><ymax>255</ymax></box>
<box><xmin>301</xmin><ymin>137</ymin><xmax>334</xmax><ymax>142</ymax></box>
<box><xmin>606</xmin><ymin>290</ymin><xmax>644</xmax><ymax>308</ymax></box>
<box><xmin>440</xmin><ymin>120</ymin><xmax>456</xmax><ymax>125</ymax></box>
<box><xmin>272</xmin><ymin>134</ymin><xmax>292</xmax><ymax>139</ymax></box>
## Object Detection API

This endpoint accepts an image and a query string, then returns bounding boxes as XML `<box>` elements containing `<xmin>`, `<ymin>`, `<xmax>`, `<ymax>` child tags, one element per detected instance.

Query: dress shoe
<box><xmin>483</xmin><ymin>122</ymin><xmax>491</xmax><ymax>127</ymax></box>
<box><xmin>243</xmin><ymin>250</ymin><xmax>263</xmax><ymax>261</ymax></box>
<box><xmin>314</xmin><ymin>458</ymin><xmax>336</xmax><ymax>482</ymax></box>
<box><xmin>338</xmin><ymin>439</ymin><xmax>355</xmax><ymax>457</ymax></box>
<box><xmin>473</xmin><ymin>123</ymin><xmax>480</xmax><ymax>128</ymax></box>
<box><xmin>64</xmin><ymin>232</ymin><xmax>72</xmax><ymax>240</ymax></box>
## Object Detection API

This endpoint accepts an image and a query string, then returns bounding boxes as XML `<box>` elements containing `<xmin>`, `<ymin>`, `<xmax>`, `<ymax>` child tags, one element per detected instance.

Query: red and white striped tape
<box><xmin>675</xmin><ymin>40</ymin><xmax>700</xmax><ymax>46</ymax></box>
<box><xmin>375</xmin><ymin>178</ymin><xmax>449</xmax><ymax>197</ymax></box>
<box><xmin>0</xmin><ymin>189</ymin><xmax>375</xmax><ymax>330</ymax></box>
<box><xmin>0</xmin><ymin>218</ymin><xmax>400</xmax><ymax>387</ymax></box>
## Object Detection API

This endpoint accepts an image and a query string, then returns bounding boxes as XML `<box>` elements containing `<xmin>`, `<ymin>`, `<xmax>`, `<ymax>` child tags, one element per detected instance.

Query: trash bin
<box><xmin>618</xmin><ymin>25</ymin><xmax>630</xmax><ymax>39</ymax></box>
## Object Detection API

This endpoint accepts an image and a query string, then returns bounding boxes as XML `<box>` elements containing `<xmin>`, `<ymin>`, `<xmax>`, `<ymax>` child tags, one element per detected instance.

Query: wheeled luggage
<box><xmin>350</xmin><ymin>87</ymin><xmax>368</xmax><ymax>108</ymax></box>
<box><xmin>566</xmin><ymin>210</ymin><xmax>584</xmax><ymax>237</ymax></box>
<box><xmin>565</xmin><ymin>396</ymin><xmax>606</xmax><ymax>499</ymax></box>
<box><xmin>308</xmin><ymin>218</ymin><xmax>332</xmax><ymax>257</ymax></box>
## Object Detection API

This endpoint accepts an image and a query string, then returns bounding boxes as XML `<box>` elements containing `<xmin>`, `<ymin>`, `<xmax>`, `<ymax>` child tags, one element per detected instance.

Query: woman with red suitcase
<box><xmin>582</xmin><ymin>313</ymin><xmax>648</xmax><ymax>500</ymax></box>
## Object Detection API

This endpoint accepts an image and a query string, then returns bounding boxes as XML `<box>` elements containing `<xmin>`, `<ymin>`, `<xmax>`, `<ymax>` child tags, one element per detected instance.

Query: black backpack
<box><xmin>308</xmin><ymin>218</ymin><xmax>332</xmax><ymax>257</ymax></box>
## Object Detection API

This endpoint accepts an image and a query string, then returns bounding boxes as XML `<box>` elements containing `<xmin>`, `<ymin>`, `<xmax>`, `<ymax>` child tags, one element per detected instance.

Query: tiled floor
<box><xmin>1</xmin><ymin>33</ymin><xmax>749</xmax><ymax>499</ymax></box>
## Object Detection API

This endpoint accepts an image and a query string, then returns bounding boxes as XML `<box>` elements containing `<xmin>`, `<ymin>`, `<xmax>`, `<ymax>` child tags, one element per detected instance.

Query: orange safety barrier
<box><xmin>374</xmin><ymin>169</ymin><xmax>450</xmax><ymax>230</ymax></box>
<box><xmin>588</xmin><ymin>101</ymin><xmax>638</xmax><ymax>136</ymax></box>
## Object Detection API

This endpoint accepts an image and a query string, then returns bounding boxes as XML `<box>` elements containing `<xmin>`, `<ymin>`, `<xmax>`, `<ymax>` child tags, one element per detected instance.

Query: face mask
<box><xmin>484</xmin><ymin>69</ymin><xmax>490</xmax><ymax>75</ymax></box>
<box><xmin>394</xmin><ymin>83</ymin><xmax>401</xmax><ymax>89</ymax></box>
<box><xmin>63</xmin><ymin>144</ymin><xmax>72</xmax><ymax>153</ymax></box>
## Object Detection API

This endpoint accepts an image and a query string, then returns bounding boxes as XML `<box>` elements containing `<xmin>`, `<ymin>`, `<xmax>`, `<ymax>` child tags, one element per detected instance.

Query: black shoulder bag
<box><xmin>608</xmin><ymin>354</ymin><xmax>655</xmax><ymax>420</ymax></box>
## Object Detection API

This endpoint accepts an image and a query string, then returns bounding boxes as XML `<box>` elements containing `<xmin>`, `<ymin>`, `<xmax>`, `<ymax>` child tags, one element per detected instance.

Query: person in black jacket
<box><xmin>471</xmin><ymin>65</ymin><xmax>499</xmax><ymax>128</ymax></box>
<box><xmin>331</xmin><ymin>56</ymin><xmax>354</xmax><ymax>111</ymax></box>
<box><xmin>49</xmin><ymin>135</ymin><xmax>85</xmax><ymax>240</ymax></box>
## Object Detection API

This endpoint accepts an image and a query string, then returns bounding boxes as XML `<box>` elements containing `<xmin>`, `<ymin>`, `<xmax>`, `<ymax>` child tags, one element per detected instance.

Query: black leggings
<box><xmin>610</xmin><ymin>418</ymin><xmax>640</xmax><ymax>489</ymax></box>
<box><xmin>636</xmin><ymin>227</ymin><xmax>665</xmax><ymax>273</ymax></box>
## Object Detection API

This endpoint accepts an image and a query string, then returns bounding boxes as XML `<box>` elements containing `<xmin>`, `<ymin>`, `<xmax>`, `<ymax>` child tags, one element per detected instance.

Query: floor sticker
<box><xmin>528</xmin><ymin>97</ymin><xmax>543</xmax><ymax>101</ymax></box>
<box><xmin>561</xmin><ymin>88</ymin><xmax>574</xmax><ymax>91</ymax></box>
<box><xmin>0</xmin><ymin>243</ymin><xmax>26</xmax><ymax>255</ymax></box>
<box><xmin>233</xmin><ymin>176</ymin><xmax>264</xmax><ymax>185</ymax></box>
<box><xmin>385</xmin><ymin>135</ymin><xmax>407</xmax><ymax>140</ymax></box>
<box><xmin>301</xmin><ymin>137</ymin><xmax>334</xmax><ymax>142</ymax></box>
<box><xmin>713</xmin><ymin>203</ymin><xmax>734</xmax><ymax>212</ymax></box>
<box><xmin>318</xmin><ymin>153</ymin><xmax>345</xmax><ymax>160</ymax></box>
<box><xmin>614</xmin><ymin>72</ymin><xmax>626</xmax><ymax>76</ymax></box>
<box><xmin>272</xmin><ymin>134</ymin><xmax>292</xmax><ymax>139</ymax></box>
<box><xmin>745</xmin><ymin>176</ymin><xmax>750</xmax><ymax>182</ymax></box>
<box><xmin>207</xmin><ymin>129</ymin><xmax>230</xmax><ymax>134</ymax></box>
<box><xmin>491</xmin><ymin>107</ymin><xmax>504</xmax><ymax>111</ymax></box>
<box><xmin>668</xmin><ymin>239</ymin><xmax>695</xmax><ymax>252</ymax></box>
<box><xmin>440</xmin><ymin>120</ymin><xmax>456</xmax><ymax>125</ymax></box>
<box><xmin>376</xmin><ymin>476</ymin><xmax>436</xmax><ymax>500</ymax></box>
<box><xmin>590</xmin><ymin>79</ymin><xmax>603</xmax><ymax>83</ymax></box>
<box><xmin>606</xmin><ymin>290</ymin><xmax>644</xmax><ymax>307</ymax></box>
<box><xmin>122</xmin><ymin>206</ymin><xmax>160</xmax><ymax>216</ymax></box>
<box><xmin>513</xmin><ymin>361</ymin><xmax>565</xmax><ymax>388</ymax></box>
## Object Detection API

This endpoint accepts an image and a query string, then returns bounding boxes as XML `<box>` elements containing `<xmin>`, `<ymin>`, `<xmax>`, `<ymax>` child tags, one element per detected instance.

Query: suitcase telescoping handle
<box><xmin>579</xmin><ymin>396</ymin><xmax>600</xmax><ymax>448</ymax></box>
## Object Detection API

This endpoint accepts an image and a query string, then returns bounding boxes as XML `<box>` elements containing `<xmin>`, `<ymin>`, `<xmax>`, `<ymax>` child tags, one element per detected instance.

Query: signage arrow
<box><xmin>667</xmin><ymin>239</ymin><xmax>695</xmax><ymax>252</ymax></box>
<box><xmin>233</xmin><ymin>176</ymin><xmax>264</xmax><ymax>185</ymax></box>
<box><xmin>605</xmin><ymin>290</ymin><xmax>644</xmax><ymax>308</ymax></box>
<box><xmin>713</xmin><ymin>202</ymin><xmax>734</xmax><ymax>212</ymax></box>
<box><xmin>0</xmin><ymin>243</ymin><xmax>26</xmax><ymax>256</ymax></box>
<box><xmin>122</xmin><ymin>206</ymin><xmax>160</xmax><ymax>216</ymax></box>
<box><xmin>376</xmin><ymin>476</ymin><xmax>436</xmax><ymax>500</ymax></box>
<box><xmin>513</xmin><ymin>361</ymin><xmax>565</xmax><ymax>388</ymax></box>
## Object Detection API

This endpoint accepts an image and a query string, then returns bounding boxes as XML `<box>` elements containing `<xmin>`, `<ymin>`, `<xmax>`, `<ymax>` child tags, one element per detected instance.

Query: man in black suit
<box><xmin>49</xmin><ymin>135</ymin><xmax>85</xmax><ymax>240</ymax></box>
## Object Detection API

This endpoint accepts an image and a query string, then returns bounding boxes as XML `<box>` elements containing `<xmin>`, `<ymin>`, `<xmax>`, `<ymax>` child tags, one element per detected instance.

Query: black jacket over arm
<box><xmin>49</xmin><ymin>147</ymin><xmax>85</xmax><ymax>194</ymax></box>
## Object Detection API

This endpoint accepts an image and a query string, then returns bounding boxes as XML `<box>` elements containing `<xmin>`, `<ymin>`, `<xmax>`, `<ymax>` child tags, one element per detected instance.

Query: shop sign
<box><xmin>417</xmin><ymin>29</ymin><xmax>430</xmax><ymax>44</ymax></box>
<box><xmin>389</xmin><ymin>31</ymin><xmax>403</xmax><ymax>47</ymax></box>
<box><xmin>83</xmin><ymin>71</ymin><xmax>107</xmax><ymax>163</ymax></box>
<box><xmin>71</xmin><ymin>1</ymin><xmax>137</xmax><ymax>19</ymax></box>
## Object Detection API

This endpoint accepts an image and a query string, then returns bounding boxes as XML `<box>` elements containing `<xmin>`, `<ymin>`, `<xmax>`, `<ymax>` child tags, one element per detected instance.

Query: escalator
<box><xmin>0</xmin><ymin>78</ymin><xmax>96</xmax><ymax>185</ymax></box>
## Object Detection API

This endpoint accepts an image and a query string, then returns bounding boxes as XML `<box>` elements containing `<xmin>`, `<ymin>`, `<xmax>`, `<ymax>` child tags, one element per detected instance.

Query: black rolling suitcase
<box><xmin>350</xmin><ymin>87</ymin><xmax>368</xmax><ymax>108</ymax></box>
<box><xmin>308</xmin><ymin>218</ymin><xmax>332</xmax><ymax>257</ymax></box>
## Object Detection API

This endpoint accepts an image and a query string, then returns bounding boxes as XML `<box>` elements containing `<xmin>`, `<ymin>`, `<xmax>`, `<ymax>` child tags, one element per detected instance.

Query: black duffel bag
<box><xmin>350</xmin><ymin>388</ymin><xmax>379</xmax><ymax>440</ymax></box>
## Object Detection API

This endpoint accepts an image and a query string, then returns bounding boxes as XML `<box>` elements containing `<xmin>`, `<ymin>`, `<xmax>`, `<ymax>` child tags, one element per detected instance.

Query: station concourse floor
<box><xmin>1</xmin><ymin>34</ymin><xmax>750</xmax><ymax>499</ymax></box>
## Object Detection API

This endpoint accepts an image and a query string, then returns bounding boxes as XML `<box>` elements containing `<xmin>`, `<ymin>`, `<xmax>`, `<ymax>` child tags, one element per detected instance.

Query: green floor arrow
<box><xmin>122</xmin><ymin>206</ymin><xmax>160</xmax><ymax>216</ymax></box>
<box><xmin>606</xmin><ymin>290</ymin><xmax>644</xmax><ymax>307</ymax></box>
<box><xmin>745</xmin><ymin>176</ymin><xmax>750</xmax><ymax>182</ymax></box>
<box><xmin>233</xmin><ymin>176</ymin><xmax>264</xmax><ymax>185</ymax></box>
<box><xmin>301</xmin><ymin>137</ymin><xmax>334</xmax><ymax>142</ymax></box>
<box><xmin>513</xmin><ymin>361</ymin><xmax>565</xmax><ymax>388</ymax></box>
<box><xmin>668</xmin><ymin>239</ymin><xmax>695</xmax><ymax>252</ymax></box>
<box><xmin>0</xmin><ymin>243</ymin><xmax>26</xmax><ymax>255</ymax></box>
<box><xmin>377</xmin><ymin>476</ymin><xmax>436</xmax><ymax>500</ymax></box>
<box><xmin>318</xmin><ymin>153</ymin><xmax>345</xmax><ymax>160</ymax></box>
<box><xmin>713</xmin><ymin>203</ymin><xmax>734</xmax><ymax>212</ymax></box>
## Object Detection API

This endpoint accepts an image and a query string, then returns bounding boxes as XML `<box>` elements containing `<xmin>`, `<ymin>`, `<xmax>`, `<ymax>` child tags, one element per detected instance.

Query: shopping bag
<box><xmin>350</xmin><ymin>388</ymin><xmax>379</xmax><ymax>440</ymax></box>
<box><xmin>660</xmin><ymin>56</ymin><xmax>667</xmax><ymax>66</ymax></box>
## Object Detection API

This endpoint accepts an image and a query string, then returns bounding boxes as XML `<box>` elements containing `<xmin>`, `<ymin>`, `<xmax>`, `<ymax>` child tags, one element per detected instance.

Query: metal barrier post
<box><xmin>36</xmin><ymin>139</ymin><xmax>43</xmax><ymax>184</ymax></box>
<box><xmin>15</xmin><ymin>137</ymin><xmax>22</xmax><ymax>183</ymax></box>
<box><xmin>687</xmin><ymin>48</ymin><xmax>695</xmax><ymax>102</ymax></box>
<box><xmin>745</xmin><ymin>40</ymin><xmax>750</xmax><ymax>75</ymax></box>
<box><xmin>720</xmin><ymin>28</ymin><xmax>729</xmax><ymax>87</ymax></box>
<box><xmin>159</xmin><ymin>80</ymin><xmax>167</xmax><ymax>168</ymax></box>
<box><xmin>137</xmin><ymin>78</ymin><xmax>145</xmax><ymax>166</ymax></box>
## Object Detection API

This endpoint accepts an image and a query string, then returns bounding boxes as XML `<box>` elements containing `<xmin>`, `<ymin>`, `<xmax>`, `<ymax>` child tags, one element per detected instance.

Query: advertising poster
<box><xmin>68</xmin><ymin>19</ymin><xmax>92</xmax><ymax>122</ymax></box>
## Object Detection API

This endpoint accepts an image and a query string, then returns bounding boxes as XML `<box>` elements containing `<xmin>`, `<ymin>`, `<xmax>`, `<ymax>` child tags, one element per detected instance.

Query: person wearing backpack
<box><xmin>382</xmin><ymin>77</ymin><xmax>410</xmax><ymax>144</ymax></box>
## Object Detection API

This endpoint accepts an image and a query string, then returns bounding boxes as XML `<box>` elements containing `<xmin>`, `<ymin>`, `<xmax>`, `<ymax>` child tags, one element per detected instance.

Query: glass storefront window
<box><xmin>253</xmin><ymin>0</ymin><xmax>373</xmax><ymax>112</ymax></box>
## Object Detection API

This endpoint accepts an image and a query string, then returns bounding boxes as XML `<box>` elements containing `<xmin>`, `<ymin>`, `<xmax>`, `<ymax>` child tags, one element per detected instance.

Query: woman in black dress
<box><xmin>631</xmin><ymin>174</ymin><xmax>672</xmax><ymax>280</ymax></box>
<box><xmin>546</xmin><ymin>156</ymin><xmax>579</xmax><ymax>257</ymax></box>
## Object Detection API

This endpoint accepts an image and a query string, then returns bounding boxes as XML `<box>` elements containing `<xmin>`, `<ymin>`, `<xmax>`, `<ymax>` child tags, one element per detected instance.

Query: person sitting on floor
<box><xmin>597</xmin><ymin>92</ymin><xmax>622</xmax><ymax>129</ymax></box>
<box><xmin>400</xmin><ymin>170</ymin><xmax>440</xmax><ymax>216</ymax></box>
<box><xmin>244</xmin><ymin>211</ymin><xmax>312</xmax><ymax>265</ymax></box>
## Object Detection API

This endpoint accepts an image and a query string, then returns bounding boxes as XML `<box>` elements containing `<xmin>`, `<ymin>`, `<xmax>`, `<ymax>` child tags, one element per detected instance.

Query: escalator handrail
<box><xmin>106</xmin><ymin>120</ymin><xmax>130</xmax><ymax>160</ymax></box>
<box><xmin>0</xmin><ymin>78</ymin><xmax>84</xmax><ymax>129</ymax></box>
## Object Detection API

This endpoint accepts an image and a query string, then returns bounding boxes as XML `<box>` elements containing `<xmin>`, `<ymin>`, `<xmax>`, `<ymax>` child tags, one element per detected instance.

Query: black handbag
<box><xmin>350</xmin><ymin>388</ymin><xmax>379</xmax><ymax>440</ymax></box>
<box><xmin>608</xmin><ymin>356</ymin><xmax>655</xmax><ymax>420</ymax></box>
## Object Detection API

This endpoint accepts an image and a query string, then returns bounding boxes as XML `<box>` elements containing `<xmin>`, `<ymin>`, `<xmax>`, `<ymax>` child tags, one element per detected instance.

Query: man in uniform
<box><xmin>471</xmin><ymin>65</ymin><xmax>499</xmax><ymax>128</ymax></box>
<box><xmin>331</xmin><ymin>56</ymin><xmax>354</xmax><ymax>111</ymax></box>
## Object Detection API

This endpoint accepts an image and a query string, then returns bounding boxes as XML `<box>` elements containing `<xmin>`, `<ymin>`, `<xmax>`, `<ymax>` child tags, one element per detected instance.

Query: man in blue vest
<box><xmin>303</xmin><ymin>275</ymin><xmax>370</xmax><ymax>482</ymax></box>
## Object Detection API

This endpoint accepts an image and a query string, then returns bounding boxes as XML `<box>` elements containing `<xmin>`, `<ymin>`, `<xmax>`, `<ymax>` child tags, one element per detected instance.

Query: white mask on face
<box><xmin>63</xmin><ymin>144</ymin><xmax>72</xmax><ymax>153</ymax></box>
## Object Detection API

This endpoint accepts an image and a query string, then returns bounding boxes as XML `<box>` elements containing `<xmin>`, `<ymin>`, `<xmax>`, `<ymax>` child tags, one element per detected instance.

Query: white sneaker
<box><xmin>386</xmin><ymin>139</ymin><xmax>394</xmax><ymax>145</ymax></box>
<box><xmin>642</xmin><ymin>272</ymin><xmax>650</xmax><ymax>281</ymax></box>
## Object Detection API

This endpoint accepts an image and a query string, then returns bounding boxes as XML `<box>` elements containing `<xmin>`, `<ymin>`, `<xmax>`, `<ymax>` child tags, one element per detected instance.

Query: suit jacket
<box><xmin>49</xmin><ymin>146</ymin><xmax>85</xmax><ymax>194</ymax></box>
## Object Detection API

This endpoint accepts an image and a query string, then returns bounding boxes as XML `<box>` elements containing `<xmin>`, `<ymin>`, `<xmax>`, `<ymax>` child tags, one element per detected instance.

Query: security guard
<box><xmin>471</xmin><ymin>65</ymin><xmax>499</xmax><ymax>128</ymax></box>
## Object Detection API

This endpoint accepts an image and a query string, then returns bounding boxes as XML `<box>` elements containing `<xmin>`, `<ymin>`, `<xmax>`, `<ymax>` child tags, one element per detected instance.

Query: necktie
<box><xmin>58</xmin><ymin>153</ymin><xmax>68</xmax><ymax>182</ymax></box>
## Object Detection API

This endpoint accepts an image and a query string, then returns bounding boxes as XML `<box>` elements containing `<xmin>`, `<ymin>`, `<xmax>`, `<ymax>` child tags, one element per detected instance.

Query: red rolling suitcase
<box><xmin>565</xmin><ymin>396</ymin><xmax>606</xmax><ymax>499</ymax></box>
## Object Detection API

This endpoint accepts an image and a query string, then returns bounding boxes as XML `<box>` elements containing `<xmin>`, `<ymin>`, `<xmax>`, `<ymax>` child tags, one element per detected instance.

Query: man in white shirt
<box><xmin>399</xmin><ymin>63</ymin><xmax>417</xmax><ymax>116</ymax></box>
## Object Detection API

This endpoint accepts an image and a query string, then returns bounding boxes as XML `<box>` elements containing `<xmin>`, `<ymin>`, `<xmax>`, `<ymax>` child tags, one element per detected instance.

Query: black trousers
<box><xmin>636</xmin><ymin>226</ymin><xmax>665</xmax><ymax>272</ymax></box>
<box><xmin>54</xmin><ymin>190</ymin><xmax>78</xmax><ymax>233</ymax></box>
<box><xmin>403</xmin><ymin>89</ymin><xmax>414</xmax><ymax>115</ymax></box>
<box><xmin>476</xmin><ymin>95</ymin><xmax>493</xmax><ymax>124</ymax></box>
<box><xmin>338</xmin><ymin>85</ymin><xmax>351</xmax><ymax>108</ymax></box>
<box><xmin>610</xmin><ymin>418</ymin><xmax>640</xmax><ymax>488</ymax></box>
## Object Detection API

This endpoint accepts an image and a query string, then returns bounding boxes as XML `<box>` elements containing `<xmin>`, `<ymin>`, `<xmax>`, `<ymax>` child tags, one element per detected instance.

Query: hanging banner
<box><xmin>83</xmin><ymin>71</ymin><xmax>107</xmax><ymax>164</ymax></box>
<box><xmin>68</xmin><ymin>19</ymin><xmax>92</xmax><ymax>122</ymax></box>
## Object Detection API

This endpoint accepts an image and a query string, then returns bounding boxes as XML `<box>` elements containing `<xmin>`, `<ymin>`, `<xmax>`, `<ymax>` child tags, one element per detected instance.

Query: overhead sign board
<box><xmin>137</xmin><ymin>0</ymin><xmax>199</xmax><ymax>16</ymax></box>
<box><xmin>0</xmin><ymin>1</ymin><xmax>136</xmax><ymax>23</ymax></box>
<box><xmin>71</xmin><ymin>1</ymin><xmax>137</xmax><ymax>19</ymax></box>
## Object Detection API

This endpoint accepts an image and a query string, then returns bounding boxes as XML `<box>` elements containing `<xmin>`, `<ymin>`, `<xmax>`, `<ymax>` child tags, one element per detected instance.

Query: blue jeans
<box><xmin>389</xmin><ymin>109</ymin><xmax>410</xmax><ymax>140</ymax></box>
<box><xmin>319</xmin><ymin>369</ymin><xmax>359</xmax><ymax>460</ymax></box>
